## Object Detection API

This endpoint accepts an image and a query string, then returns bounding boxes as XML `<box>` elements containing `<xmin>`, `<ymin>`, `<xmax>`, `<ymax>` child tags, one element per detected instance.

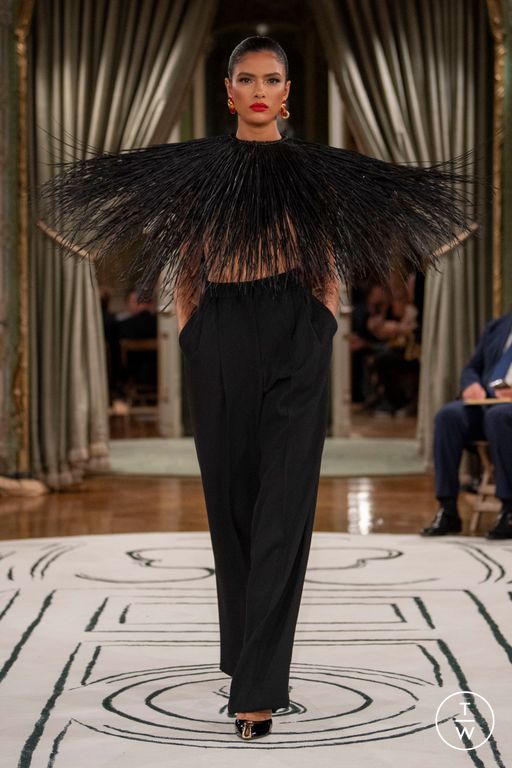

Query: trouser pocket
<box><xmin>308</xmin><ymin>292</ymin><xmax>338</xmax><ymax>345</ymax></box>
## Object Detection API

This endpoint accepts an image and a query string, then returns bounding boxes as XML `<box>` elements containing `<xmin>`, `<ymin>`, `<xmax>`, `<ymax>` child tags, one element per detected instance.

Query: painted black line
<box><xmin>131</xmin><ymin>600</ymin><xmax>396</xmax><ymax>606</ymax></box>
<box><xmin>101</xmin><ymin>670</ymin><xmax>420</xmax><ymax>730</ymax></box>
<box><xmin>40</xmin><ymin>546</ymin><xmax>81</xmax><ymax>578</ymax></box>
<box><xmin>0</xmin><ymin>589</ymin><xmax>20</xmax><ymax>622</ymax></box>
<box><xmin>296</xmin><ymin>628</ymin><xmax>415</xmax><ymax>632</ymax></box>
<box><xmin>98</xmin><ymin>665</ymin><xmax>427</xmax><ymax>693</ymax></box>
<box><xmin>86</xmin><ymin>600</ymin><xmax>217</xmax><ymax>605</ymax></box>
<box><xmin>61</xmin><ymin>585</ymin><xmax>466</xmax><ymax>592</ymax></box>
<box><xmin>0</xmin><ymin>591</ymin><xmax>55</xmax><ymax>685</ymax></box>
<box><xmin>81</xmin><ymin>645</ymin><xmax>101</xmax><ymax>686</ymax></box>
<box><xmin>457</xmin><ymin>546</ymin><xmax>492</xmax><ymax>583</ymax></box>
<box><xmin>74</xmin><ymin>570</ymin><xmax>215</xmax><ymax>584</ymax></box>
<box><xmin>47</xmin><ymin>719</ymin><xmax>72</xmax><ymax>768</ymax></box>
<box><xmin>71</xmin><ymin>716</ymin><xmax>455</xmax><ymax>749</ymax></box>
<box><xmin>305</xmin><ymin>578</ymin><xmax>440</xmax><ymax>586</ymax></box>
<box><xmin>79</xmin><ymin>663</ymin><xmax>224</xmax><ymax>687</ymax></box>
<box><xmin>467</xmin><ymin>546</ymin><xmax>506</xmax><ymax>582</ymax></box>
<box><xmin>458</xmin><ymin>544</ymin><xmax>505</xmax><ymax>583</ymax></box>
<box><xmin>387</xmin><ymin>603</ymin><xmax>406</xmax><ymax>622</ymax></box>
<box><xmin>17</xmin><ymin>643</ymin><xmax>81</xmax><ymax>768</ymax></box>
<box><xmin>90</xmin><ymin>638</ymin><xmax>484</xmax><ymax>645</ymax></box>
<box><xmin>29</xmin><ymin>547</ymin><xmax>66</xmax><ymax>578</ymax></box>
<box><xmin>121</xmin><ymin>621</ymin><xmax>407</xmax><ymax>626</ymax></box>
<box><xmin>464</xmin><ymin>590</ymin><xmax>512</xmax><ymax>664</ymax></box>
<box><xmin>301</xmin><ymin>587</ymin><xmax>477</xmax><ymax>592</ymax></box>
<box><xmin>84</xmin><ymin>598</ymin><xmax>108</xmax><ymax>632</ymax></box>
<box><xmin>84</xmin><ymin>630</ymin><xmax>226</xmax><ymax>634</ymax></box>
<box><xmin>92</xmin><ymin>638</ymin><xmax>449</xmax><ymax>646</ymax></box>
<box><xmin>413</xmin><ymin>597</ymin><xmax>435</xmax><ymax>629</ymax></box>
<box><xmin>463</xmin><ymin>544</ymin><xmax>506</xmax><ymax>581</ymax></box>
<box><xmin>335</xmin><ymin>666</ymin><xmax>432</xmax><ymax>685</ymax></box>
<box><xmin>418</xmin><ymin>644</ymin><xmax>443</xmax><ymax>686</ymax></box>
<box><xmin>437</xmin><ymin>639</ymin><xmax>504</xmax><ymax>767</ymax></box>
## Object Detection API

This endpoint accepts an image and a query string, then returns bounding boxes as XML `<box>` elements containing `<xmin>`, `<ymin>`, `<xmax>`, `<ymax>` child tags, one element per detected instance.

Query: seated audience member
<box><xmin>351</xmin><ymin>283</ymin><xmax>419</xmax><ymax>412</ymax></box>
<box><xmin>117</xmin><ymin>289</ymin><xmax>157</xmax><ymax>339</ymax></box>
<box><xmin>117</xmin><ymin>289</ymin><xmax>158</xmax><ymax>392</ymax></box>
<box><xmin>98</xmin><ymin>284</ymin><xmax>123</xmax><ymax>400</ymax></box>
<box><xmin>105</xmin><ymin>288</ymin><xmax>158</xmax><ymax>402</ymax></box>
<box><xmin>351</xmin><ymin>284</ymin><xmax>391</xmax><ymax>403</ymax></box>
<box><xmin>420</xmin><ymin>311</ymin><xmax>512</xmax><ymax>539</ymax></box>
<box><xmin>370</xmin><ymin>287</ymin><xmax>420</xmax><ymax>414</ymax></box>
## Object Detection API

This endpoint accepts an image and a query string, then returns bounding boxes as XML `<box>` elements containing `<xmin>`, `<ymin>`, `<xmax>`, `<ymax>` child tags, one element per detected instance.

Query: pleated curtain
<box><xmin>311</xmin><ymin>0</ymin><xmax>493</xmax><ymax>462</ymax></box>
<box><xmin>27</xmin><ymin>0</ymin><xmax>217</xmax><ymax>487</ymax></box>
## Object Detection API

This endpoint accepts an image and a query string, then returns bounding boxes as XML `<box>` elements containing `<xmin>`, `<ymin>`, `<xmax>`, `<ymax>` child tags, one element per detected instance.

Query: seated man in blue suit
<box><xmin>420</xmin><ymin>311</ymin><xmax>512</xmax><ymax>539</ymax></box>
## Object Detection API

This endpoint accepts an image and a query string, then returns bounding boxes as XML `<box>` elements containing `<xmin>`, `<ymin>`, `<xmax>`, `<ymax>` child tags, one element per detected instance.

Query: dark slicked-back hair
<box><xmin>227</xmin><ymin>36</ymin><xmax>289</xmax><ymax>80</ymax></box>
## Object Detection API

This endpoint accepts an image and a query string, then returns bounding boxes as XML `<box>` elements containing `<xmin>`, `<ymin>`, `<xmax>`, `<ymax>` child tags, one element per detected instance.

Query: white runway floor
<box><xmin>0</xmin><ymin>531</ymin><xmax>510</xmax><ymax>766</ymax></box>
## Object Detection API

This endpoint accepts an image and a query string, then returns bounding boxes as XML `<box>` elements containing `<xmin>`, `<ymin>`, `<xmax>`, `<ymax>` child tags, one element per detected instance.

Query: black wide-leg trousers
<box><xmin>178</xmin><ymin>270</ymin><xmax>338</xmax><ymax>714</ymax></box>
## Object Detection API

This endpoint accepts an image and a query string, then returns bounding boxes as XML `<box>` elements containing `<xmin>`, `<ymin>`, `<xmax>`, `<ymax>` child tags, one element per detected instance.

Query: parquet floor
<box><xmin>0</xmin><ymin>410</ymin><xmax>480</xmax><ymax>541</ymax></box>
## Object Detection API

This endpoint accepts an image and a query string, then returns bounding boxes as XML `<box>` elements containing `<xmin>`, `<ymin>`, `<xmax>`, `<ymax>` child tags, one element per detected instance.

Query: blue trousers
<box><xmin>178</xmin><ymin>270</ymin><xmax>338</xmax><ymax>714</ymax></box>
<box><xmin>433</xmin><ymin>400</ymin><xmax>512</xmax><ymax>500</ymax></box>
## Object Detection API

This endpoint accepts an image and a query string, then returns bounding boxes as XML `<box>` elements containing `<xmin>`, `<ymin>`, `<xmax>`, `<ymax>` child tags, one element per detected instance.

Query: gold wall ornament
<box><xmin>13</xmin><ymin>0</ymin><xmax>35</xmax><ymax>475</ymax></box>
<box><xmin>486</xmin><ymin>0</ymin><xmax>505</xmax><ymax>317</ymax></box>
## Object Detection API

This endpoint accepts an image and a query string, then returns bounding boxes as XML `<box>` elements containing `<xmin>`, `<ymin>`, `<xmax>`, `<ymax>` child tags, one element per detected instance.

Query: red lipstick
<box><xmin>250</xmin><ymin>103</ymin><xmax>268</xmax><ymax>111</ymax></box>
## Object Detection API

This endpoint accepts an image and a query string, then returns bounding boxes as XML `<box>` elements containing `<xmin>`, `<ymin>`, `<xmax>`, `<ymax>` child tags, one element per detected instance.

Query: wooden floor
<box><xmin>0</xmin><ymin>474</ymin><xmax>480</xmax><ymax>541</ymax></box>
<box><xmin>0</xmin><ymin>409</ymin><xmax>484</xmax><ymax>541</ymax></box>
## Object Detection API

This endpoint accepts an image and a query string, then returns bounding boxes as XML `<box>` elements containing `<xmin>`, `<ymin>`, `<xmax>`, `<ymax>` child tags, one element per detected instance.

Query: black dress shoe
<box><xmin>235</xmin><ymin>718</ymin><xmax>272</xmax><ymax>740</ymax></box>
<box><xmin>420</xmin><ymin>507</ymin><xmax>462</xmax><ymax>536</ymax></box>
<box><xmin>486</xmin><ymin>507</ymin><xmax>512</xmax><ymax>539</ymax></box>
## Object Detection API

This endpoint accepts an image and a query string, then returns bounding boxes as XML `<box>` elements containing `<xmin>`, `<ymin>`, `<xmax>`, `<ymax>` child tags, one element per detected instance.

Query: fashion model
<box><xmin>37</xmin><ymin>36</ymin><xmax>477</xmax><ymax>741</ymax></box>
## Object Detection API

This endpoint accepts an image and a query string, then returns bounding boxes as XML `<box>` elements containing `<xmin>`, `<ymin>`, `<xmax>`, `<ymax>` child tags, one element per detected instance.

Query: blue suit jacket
<box><xmin>460</xmin><ymin>312</ymin><xmax>512</xmax><ymax>395</ymax></box>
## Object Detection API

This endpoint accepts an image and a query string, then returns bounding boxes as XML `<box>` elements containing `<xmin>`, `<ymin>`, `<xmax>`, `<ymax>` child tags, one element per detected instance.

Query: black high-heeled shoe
<box><xmin>234</xmin><ymin>717</ymin><xmax>272</xmax><ymax>740</ymax></box>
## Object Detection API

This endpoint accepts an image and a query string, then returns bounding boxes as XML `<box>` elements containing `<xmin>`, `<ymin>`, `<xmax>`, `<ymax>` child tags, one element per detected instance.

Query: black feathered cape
<box><xmin>36</xmin><ymin>130</ymin><xmax>478</xmax><ymax>306</ymax></box>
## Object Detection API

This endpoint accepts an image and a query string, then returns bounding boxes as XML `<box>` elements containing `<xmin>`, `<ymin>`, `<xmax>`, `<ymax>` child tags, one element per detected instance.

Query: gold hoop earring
<box><xmin>227</xmin><ymin>97</ymin><xmax>237</xmax><ymax>115</ymax></box>
<box><xmin>280</xmin><ymin>102</ymin><xmax>290</xmax><ymax>120</ymax></box>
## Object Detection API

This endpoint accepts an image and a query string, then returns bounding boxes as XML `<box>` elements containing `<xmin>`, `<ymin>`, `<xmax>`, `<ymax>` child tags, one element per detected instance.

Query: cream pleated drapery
<box><xmin>27</xmin><ymin>0</ymin><xmax>217</xmax><ymax>487</ymax></box>
<box><xmin>311</xmin><ymin>0</ymin><xmax>493</xmax><ymax>461</ymax></box>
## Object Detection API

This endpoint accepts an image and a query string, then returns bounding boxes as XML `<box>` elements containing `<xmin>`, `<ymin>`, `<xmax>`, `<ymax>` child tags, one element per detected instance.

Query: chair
<box><xmin>119</xmin><ymin>337</ymin><xmax>158</xmax><ymax>405</ymax></box>
<box><xmin>107</xmin><ymin>339</ymin><xmax>158</xmax><ymax>436</ymax></box>
<box><xmin>469</xmin><ymin>441</ymin><xmax>501</xmax><ymax>534</ymax></box>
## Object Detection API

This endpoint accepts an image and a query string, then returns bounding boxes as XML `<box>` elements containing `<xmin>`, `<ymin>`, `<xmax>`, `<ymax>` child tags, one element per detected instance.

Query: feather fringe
<box><xmin>34</xmin><ymin>131</ymin><xmax>483</xmax><ymax>307</ymax></box>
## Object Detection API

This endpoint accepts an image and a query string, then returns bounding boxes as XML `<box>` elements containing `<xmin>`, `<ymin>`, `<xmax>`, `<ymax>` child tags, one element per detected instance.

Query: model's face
<box><xmin>224</xmin><ymin>50</ymin><xmax>291</xmax><ymax>126</ymax></box>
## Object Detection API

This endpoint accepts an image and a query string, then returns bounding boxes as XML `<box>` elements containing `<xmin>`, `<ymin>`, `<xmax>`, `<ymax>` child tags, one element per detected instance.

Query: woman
<box><xmin>38</xmin><ymin>35</ymin><xmax>477</xmax><ymax>741</ymax></box>
<box><xmin>175</xmin><ymin>40</ymin><xmax>342</xmax><ymax>740</ymax></box>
